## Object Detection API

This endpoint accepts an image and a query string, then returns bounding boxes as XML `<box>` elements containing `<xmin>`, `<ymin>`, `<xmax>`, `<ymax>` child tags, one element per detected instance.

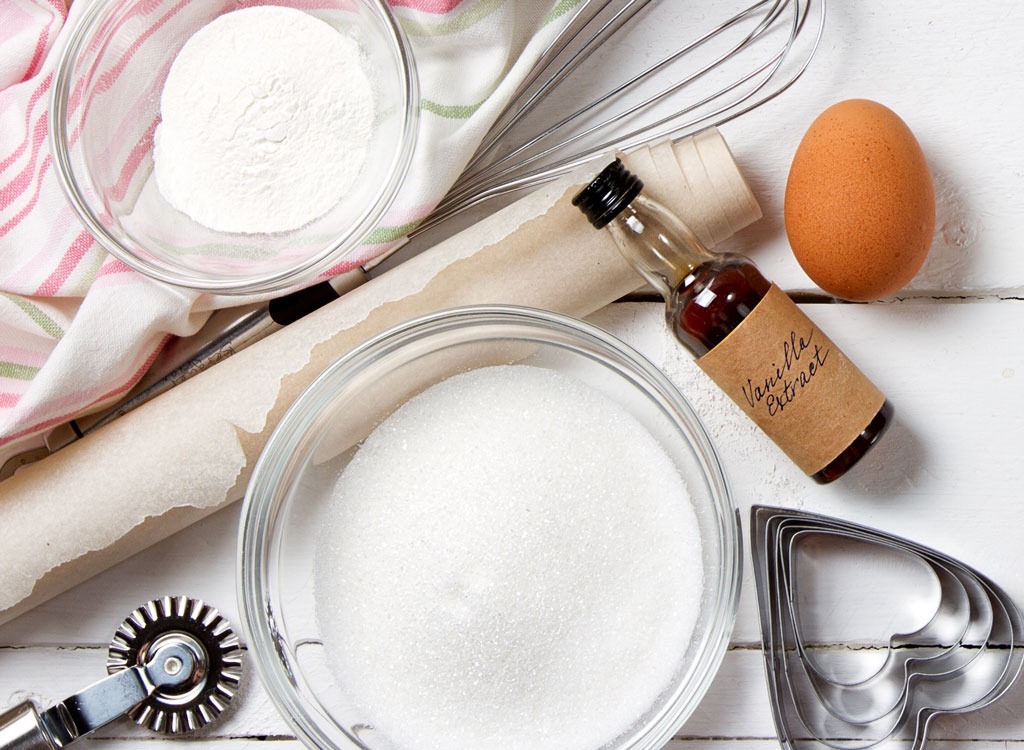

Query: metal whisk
<box><xmin>418</xmin><ymin>0</ymin><xmax>825</xmax><ymax>234</ymax></box>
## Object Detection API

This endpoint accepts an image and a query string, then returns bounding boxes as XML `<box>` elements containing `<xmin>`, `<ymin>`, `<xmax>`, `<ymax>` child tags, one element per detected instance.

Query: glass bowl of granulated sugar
<box><xmin>239</xmin><ymin>305</ymin><xmax>741</xmax><ymax>750</ymax></box>
<box><xmin>49</xmin><ymin>0</ymin><xmax>418</xmax><ymax>294</ymax></box>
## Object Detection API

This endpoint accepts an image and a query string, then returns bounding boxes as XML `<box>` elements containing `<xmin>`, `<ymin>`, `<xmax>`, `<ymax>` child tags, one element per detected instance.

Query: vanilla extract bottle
<box><xmin>573</xmin><ymin>159</ymin><xmax>891</xmax><ymax>483</ymax></box>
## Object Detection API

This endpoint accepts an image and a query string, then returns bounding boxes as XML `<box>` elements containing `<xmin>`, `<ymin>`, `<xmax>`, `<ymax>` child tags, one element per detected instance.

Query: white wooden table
<box><xmin>3</xmin><ymin>1</ymin><xmax>1024</xmax><ymax>749</ymax></box>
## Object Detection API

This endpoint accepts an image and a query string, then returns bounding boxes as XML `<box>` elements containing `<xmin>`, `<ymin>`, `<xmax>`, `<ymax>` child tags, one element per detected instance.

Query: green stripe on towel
<box><xmin>544</xmin><ymin>0</ymin><xmax>585</xmax><ymax>25</ymax></box>
<box><xmin>421</xmin><ymin>98</ymin><xmax>485</xmax><ymax>119</ymax></box>
<box><xmin>364</xmin><ymin>220</ymin><xmax>424</xmax><ymax>245</ymax></box>
<box><xmin>0</xmin><ymin>293</ymin><xmax>64</xmax><ymax>339</ymax></box>
<box><xmin>0</xmin><ymin>361</ymin><xmax>38</xmax><ymax>381</ymax></box>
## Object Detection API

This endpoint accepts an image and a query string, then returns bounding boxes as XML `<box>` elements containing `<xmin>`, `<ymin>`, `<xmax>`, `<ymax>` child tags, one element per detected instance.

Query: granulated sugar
<box><xmin>315</xmin><ymin>365</ymin><xmax>704</xmax><ymax>750</ymax></box>
<box><xmin>153</xmin><ymin>7</ymin><xmax>373</xmax><ymax>233</ymax></box>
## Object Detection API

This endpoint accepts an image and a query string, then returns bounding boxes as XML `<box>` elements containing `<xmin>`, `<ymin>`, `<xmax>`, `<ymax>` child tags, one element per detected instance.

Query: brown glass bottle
<box><xmin>573</xmin><ymin>159</ymin><xmax>891</xmax><ymax>483</ymax></box>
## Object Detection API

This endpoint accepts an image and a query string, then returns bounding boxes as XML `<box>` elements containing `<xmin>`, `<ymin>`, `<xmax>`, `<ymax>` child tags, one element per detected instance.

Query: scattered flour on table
<box><xmin>153</xmin><ymin>6</ymin><xmax>374</xmax><ymax>234</ymax></box>
<box><xmin>314</xmin><ymin>365</ymin><xmax>705</xmax><ymax>750</ymax></box>
<box><xmin>656</xmin><ymin>321</ymin><xmax>806</xmax><ymax>505</ymax></box>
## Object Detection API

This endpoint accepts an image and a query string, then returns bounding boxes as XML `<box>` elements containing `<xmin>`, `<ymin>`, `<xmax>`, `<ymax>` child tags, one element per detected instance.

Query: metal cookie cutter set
<box><xmin>751</xmin><ymin>506</ymin><xmax>1024</xmax><ymax>749</ymax></box>
<box><xmin>0</xmin><ymin>596</ymin><xmax>241</xmax><ymax>750</ymax></box>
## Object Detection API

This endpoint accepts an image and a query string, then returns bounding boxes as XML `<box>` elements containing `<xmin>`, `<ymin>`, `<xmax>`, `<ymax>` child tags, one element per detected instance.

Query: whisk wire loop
<box><xmin>443</xmin><ymin>0</ymin><xmax>796</xmax><ymax>211</ymax></box>
<box><xmin>465</xmin><ymin>0</ymin><xmax>657</xmax><ymax>174</ymax></box>
<box><xmin>415</xmin><ymin>0</ymin><xmax>825</xmax><ymax>237</ymax></box>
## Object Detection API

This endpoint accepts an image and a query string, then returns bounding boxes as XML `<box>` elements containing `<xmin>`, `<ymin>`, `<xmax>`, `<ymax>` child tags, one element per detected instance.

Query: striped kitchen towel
<box><xmin>0</xmin><ymin>0</ymin><xmax>582</xmax><ymax>467</ymax></box>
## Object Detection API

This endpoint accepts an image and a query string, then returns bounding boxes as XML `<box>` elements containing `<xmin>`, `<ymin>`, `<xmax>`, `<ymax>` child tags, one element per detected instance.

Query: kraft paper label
<box><xmin>697</xmin><ymin>285</ymin><xmax>885</xmax><ymax>475</ymax></box>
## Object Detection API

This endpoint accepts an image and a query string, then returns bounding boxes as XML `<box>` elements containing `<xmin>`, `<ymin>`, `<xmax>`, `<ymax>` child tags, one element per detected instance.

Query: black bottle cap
<box><xmin>572</xmin><ymin>158</ymin><xmax>644</xmax><ymax>229</ymax></box>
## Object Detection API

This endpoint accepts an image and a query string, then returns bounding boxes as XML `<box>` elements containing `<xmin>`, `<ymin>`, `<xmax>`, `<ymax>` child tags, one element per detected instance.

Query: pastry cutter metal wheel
<box><xmin>0</xmin><ymin>596</ymin><xmax>242</xmax><ymax>750</ymax></box>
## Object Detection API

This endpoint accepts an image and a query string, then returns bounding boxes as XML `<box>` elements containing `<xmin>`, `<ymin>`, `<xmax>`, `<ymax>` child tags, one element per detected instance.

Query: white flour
<box><xmin>315</xmin><ymin>365</ymin><xmax>704</xmax><ymax>750</ymax></box>
<box><xmin>153</xmin><ymin>7</ymin><xmax>374</xmax><ymax>234</ymax></box>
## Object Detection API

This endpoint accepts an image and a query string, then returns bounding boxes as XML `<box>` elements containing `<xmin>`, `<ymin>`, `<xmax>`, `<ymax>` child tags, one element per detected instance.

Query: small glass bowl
<box><xmin>238</xmin><ymin>305</ymin><xmax>741</xmax><ymax>750</ymax></box>
<box><xmin>49</xmin><ymin>0</ymin><xmax>418</xmax><ymax>294</ymax></box>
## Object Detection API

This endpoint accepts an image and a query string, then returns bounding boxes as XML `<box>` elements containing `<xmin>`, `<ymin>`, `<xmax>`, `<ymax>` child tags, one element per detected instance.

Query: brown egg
<box><xmin>784</xmin><ymin>99</ymin><xmax>935</xmax><ymax>301</ymax></box>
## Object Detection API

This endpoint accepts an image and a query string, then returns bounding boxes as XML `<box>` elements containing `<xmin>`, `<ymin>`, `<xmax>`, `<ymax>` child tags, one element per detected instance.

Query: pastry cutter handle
<box><xmin>0</xmin><ymin>641</ymin><xmax>195</xmax><ymax>750</ymax></box>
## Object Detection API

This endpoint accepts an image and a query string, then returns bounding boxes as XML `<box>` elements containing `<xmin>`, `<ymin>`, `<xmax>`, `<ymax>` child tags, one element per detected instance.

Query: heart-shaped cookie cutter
<box><xmin>752</xmin><ymin>506</ymin><xmax>1023</xmax><ymax>749</ymax></box>
<box><xmin>784</xmin><ymin>528</ymin><xmax>992</xmax><ymax>724</ymax></box>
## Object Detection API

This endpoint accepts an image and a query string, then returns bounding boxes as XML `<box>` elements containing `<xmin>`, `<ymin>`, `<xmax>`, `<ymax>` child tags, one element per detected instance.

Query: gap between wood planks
<box><xmin>620</xmin><ymin>290</ymin><xmax>1024</xmax><ymax>304</ymax></box>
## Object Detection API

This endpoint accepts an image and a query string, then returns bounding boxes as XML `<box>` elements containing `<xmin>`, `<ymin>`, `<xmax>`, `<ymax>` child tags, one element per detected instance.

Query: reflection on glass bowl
<box><xmin>238</xmin><ymin>305</ymin><xmax>741</xmax><ymax>750</ymax></box>
<box><xmin>49</xmin><ymin>0</ymin><xmax>418</xmax><ymax>294</ymax></box>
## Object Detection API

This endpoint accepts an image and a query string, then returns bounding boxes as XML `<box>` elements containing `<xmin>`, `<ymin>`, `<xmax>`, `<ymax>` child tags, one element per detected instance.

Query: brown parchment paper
<box><xmin>0</xmin><ymin>132</ymin><xmax>761</xmax><ymax>625</ymax></box>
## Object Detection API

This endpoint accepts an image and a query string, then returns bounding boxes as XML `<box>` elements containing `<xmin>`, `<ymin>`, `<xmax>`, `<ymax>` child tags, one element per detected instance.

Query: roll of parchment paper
<box><xmin>0</xmin><ymin>129</ymin><xmax>761</xmax><ymax>625</ymax></box>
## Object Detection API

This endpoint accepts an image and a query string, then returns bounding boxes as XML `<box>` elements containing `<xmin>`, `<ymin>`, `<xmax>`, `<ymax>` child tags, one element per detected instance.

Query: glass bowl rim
<box><xmin>237</xmin><ymin>304</ymin><xmax>742</xmax><ymax>750</ymax></box>
<box><xmin>47</xmin><ymin>0</ymin><xmax>420</xmax><ymax>295</ymax></box>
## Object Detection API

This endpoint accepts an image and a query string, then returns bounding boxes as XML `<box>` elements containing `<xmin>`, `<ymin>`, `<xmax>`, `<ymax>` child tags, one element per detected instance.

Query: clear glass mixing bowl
<box><xmin>49</xmin><ymin>0</ymin><xmax>418</xmax><ymax>294</ymax></box>
<box><xmin>238</xmin><ymin>305</ymin><xmax>741</xmax><ymax>750</ymax></box>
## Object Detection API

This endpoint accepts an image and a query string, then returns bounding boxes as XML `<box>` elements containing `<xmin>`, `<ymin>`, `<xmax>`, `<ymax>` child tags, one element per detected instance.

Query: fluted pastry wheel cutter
<box><xmin>0</xmin><ymin>596</ymin><xmax>242</xmax><ymax>749</ymax></box>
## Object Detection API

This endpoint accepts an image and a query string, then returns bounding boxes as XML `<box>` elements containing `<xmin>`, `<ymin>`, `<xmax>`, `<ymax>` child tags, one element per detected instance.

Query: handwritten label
<box><xmin>742</xmin><ymin>328</ymin><xmax>831</xmax><ymax>417</ymax></box>
<box><xmin>696</xmin><ymin>284</ymin><xmax>884</xmax><ymax>475</ymax></box>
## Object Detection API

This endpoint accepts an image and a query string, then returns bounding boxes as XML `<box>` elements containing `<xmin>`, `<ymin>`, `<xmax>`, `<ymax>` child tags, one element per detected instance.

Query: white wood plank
<box><xmin>71</xmin><ymin>741</ymin><xmax>303</xmax><ymax>745</ymax></box>
<box><xmin>4</xmin><ymin>647</ymin><xmax>1024</xmax><ymax>743</ymax></box>
<box><xmin>715</xmin><ymin>0</ymin><xmax>1024</xmax><ymax>296</ymax></box>
<box><xmin>11</xmin><ymin>298</ymin><xmax>1024</xmax><ymax>652</ymax></box>
<box><xmin>385</xmin><ymin>2</ymin><xmax>1024</xmax><ymax>298</ymax></box>
<box><xmin>3</xmin><ymin>298</ymin><xmax>1024</xmax><ymax>745</ymax></box>
<box><xmin>667</xmin><ymin>744</ymin><xmax>1024</xmax><ymax>750</ymax></box>
<box><xmin>63</xmin><ymin>743</ymin><xmax>1024</xmax><ymax>750</ymax></box>
<box><xmin>61</xmin><ymin>742</ymin><xmax>1024</xmax><ymax>750</ymax></box>
<box><xmin>72</xmin><ymin>744</ymin><xmax>304</xmax><ymax>750</ymax></box>
<box><xmin>589</xmin><ymin>299</ymin><xmax>1024</xmax><ymax>647</ymax></box>
<box><xmin>65</xmin><ymin>743</ymin><xmax>1024</xmax><ymax>750</ymax></box>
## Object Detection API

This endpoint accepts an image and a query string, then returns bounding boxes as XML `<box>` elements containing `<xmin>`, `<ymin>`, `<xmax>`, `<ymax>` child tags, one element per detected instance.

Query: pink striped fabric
<box><xmin>0</xmin><ymin>0</ymin><xmax>580</xmax><ymax>468</ymax></box>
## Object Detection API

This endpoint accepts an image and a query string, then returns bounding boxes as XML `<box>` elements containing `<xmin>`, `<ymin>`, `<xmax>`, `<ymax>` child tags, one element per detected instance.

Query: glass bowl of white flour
<box><xmin>239</xmin><ymin>305</ymin><xmax>741</xmax><ymax>750</ymax></box>
<box><xmin>49</xmin><ymin>0</ymin><xmax>418</xmax><ymax>294</ymax></box>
